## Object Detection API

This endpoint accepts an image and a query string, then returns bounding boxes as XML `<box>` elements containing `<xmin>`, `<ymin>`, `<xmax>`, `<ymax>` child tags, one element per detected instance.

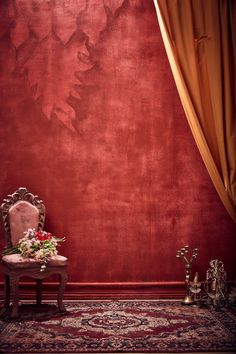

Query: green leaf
<box><xmin>2</xmin><ymin>247</ymin><xmax>21</xmax><ymax>255</ymax></box>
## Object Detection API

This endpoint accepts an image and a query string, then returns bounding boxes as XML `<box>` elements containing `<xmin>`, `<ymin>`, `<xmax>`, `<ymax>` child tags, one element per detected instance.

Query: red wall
<box><xmin>0</xmin><ymin>0</ymin><xmax>235</xmax><ymax>288</ymax></box>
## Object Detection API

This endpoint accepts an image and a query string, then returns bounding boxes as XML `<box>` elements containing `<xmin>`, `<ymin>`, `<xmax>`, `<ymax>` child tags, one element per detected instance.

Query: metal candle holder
<box><xmin>205</xmin><ymin>259</ymin><xmax>227</xmax><ymax>309</ymax></box>
<box><xmin>176</xmin><ymin>245</ymin><xmax>199</xmax><ymax>305</ymax></box>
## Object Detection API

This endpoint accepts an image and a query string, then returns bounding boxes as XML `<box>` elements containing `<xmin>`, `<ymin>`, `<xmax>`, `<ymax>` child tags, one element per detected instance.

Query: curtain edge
<box><xmin>153</xmin><ymin>0</ymin><xmax>236</xmax><ymax>224</ymax></box>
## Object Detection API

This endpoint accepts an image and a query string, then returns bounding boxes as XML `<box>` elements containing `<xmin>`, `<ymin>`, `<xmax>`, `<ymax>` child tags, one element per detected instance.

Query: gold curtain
<box><xmin>153</xmin><ymin>0</ymin><xmax>236</xmax><ymax>223</ymax></box>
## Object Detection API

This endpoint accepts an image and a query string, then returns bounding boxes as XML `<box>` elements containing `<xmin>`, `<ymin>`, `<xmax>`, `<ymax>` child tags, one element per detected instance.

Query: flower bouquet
<box><xmin>2</xmin><ymin>228</ymin><xmax>65</xmax><ymax>271</ymax></box>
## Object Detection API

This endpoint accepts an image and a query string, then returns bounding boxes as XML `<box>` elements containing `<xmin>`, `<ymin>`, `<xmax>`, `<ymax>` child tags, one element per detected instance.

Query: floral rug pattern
<box><xmin>0</xmin><ymin>301</ymin><xmax>236</xmax><ymax>352</ymax></box>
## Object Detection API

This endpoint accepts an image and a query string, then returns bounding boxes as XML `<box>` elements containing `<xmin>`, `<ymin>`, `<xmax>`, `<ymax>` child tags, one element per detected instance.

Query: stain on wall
<box><xmin>0</xmin><ymin>0</ymin><xmax>235</xmax><ymax>283</ymax></box>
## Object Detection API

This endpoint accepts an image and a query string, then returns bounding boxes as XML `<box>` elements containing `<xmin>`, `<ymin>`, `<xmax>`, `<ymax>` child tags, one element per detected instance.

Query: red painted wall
<box><xmin>0</xmin><ymin>0</ymin><xmax>235</xmax><ymax>286</ymax></box>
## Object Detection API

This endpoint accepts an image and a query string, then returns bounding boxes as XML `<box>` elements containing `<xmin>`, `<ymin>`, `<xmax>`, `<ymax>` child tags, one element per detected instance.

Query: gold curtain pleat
<box><xmin>153</xmin><ymin>0</ymin><xmax>236</xmax><ymax>223</ymax></box>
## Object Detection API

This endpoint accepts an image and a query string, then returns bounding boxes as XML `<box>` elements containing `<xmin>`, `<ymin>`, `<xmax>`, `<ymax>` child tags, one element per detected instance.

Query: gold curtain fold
<box><xmin>153</xmin><ymin>0</ymin><xmax>236</xmax><ymax>223</ymax></box>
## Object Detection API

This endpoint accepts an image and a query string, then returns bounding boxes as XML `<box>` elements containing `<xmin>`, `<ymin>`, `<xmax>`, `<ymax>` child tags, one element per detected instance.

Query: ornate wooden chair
<box><xmin>1</xmin><ymin>187</ymin><xmax>67</xmax><ymax>318</ymax></box>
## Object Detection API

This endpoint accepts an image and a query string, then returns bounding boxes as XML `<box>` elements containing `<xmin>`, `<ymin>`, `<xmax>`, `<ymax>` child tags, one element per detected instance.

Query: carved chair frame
<box><xmin>1</xmin><ymin>187</ymin><xmax>45</xmax><ymax>248</ymax></box>
<box><xmin>1</xmin><ymin>187</ymin><xmax>67</xmax><ymax>318</ymax></box>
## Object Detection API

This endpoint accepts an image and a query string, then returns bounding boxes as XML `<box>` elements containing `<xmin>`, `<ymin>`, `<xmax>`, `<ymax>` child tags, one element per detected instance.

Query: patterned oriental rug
<box><xmin>0</xmin><ymin>300</ymin><xmax>236</xmax><ymax>353</ymax></box>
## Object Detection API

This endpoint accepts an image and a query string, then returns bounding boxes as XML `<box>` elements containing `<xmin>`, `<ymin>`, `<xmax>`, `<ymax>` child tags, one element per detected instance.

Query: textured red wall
<box><xmin>0</xmin><ymin>0</ymin><xmax>235</xmax><ymax>285</ymax></box>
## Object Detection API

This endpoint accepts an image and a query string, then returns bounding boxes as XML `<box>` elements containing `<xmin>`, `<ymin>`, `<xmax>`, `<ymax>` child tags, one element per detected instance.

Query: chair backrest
<box><xmin>1</xmin><ymin>187</ymin><xmax>45</xmax><ymax>248</ymax></box>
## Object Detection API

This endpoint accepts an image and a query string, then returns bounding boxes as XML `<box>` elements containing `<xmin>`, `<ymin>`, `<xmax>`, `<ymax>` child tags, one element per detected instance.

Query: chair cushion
<box><xmin>2</xmin><ymin>254</ymin><xmax>67</xmax><ymax>269</ymax></box>
<box><xmin>9</xmin><ymin>201</ymin><xmax>40</xmax><ymax>245</ymax></box>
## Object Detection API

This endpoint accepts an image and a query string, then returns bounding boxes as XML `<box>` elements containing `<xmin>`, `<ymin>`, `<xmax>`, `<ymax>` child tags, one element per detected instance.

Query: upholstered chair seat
<box><xmin>1</xmin><ymin>187</ymin><xmax>68</xmax><ymax>318</ymax></box>
<box><xmin>2</xmin><ymin>254</ymin><xmax>67</xmax><ymax>269</ymax></box>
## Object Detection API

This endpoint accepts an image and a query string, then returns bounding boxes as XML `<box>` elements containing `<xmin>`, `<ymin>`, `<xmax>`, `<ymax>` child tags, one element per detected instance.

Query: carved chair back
<box><xmin>1</xmin><ymin>187</ymin><xmax>45</xmax><ymax>248</ymax></box>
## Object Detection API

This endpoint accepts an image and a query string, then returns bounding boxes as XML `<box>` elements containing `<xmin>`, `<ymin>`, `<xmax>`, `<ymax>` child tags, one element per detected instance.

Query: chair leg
<box><xmin>57</xmin><ymin>272</ymin><xmax>67</xmax><ymax>312</ymax></box>
<box><xmin>10</xmin><ymin>276</ymin><xmax>19</xmax><ymax>318</ymax></box>
<box><xmin>36</xmin><ymin>279</ymin><xmax>43</xmax><ymax>305</ymax></box>
<box><xmin>4</xmin><ymin>275</ymin><xmax>10</xmax><ymax>309</ymax></box>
